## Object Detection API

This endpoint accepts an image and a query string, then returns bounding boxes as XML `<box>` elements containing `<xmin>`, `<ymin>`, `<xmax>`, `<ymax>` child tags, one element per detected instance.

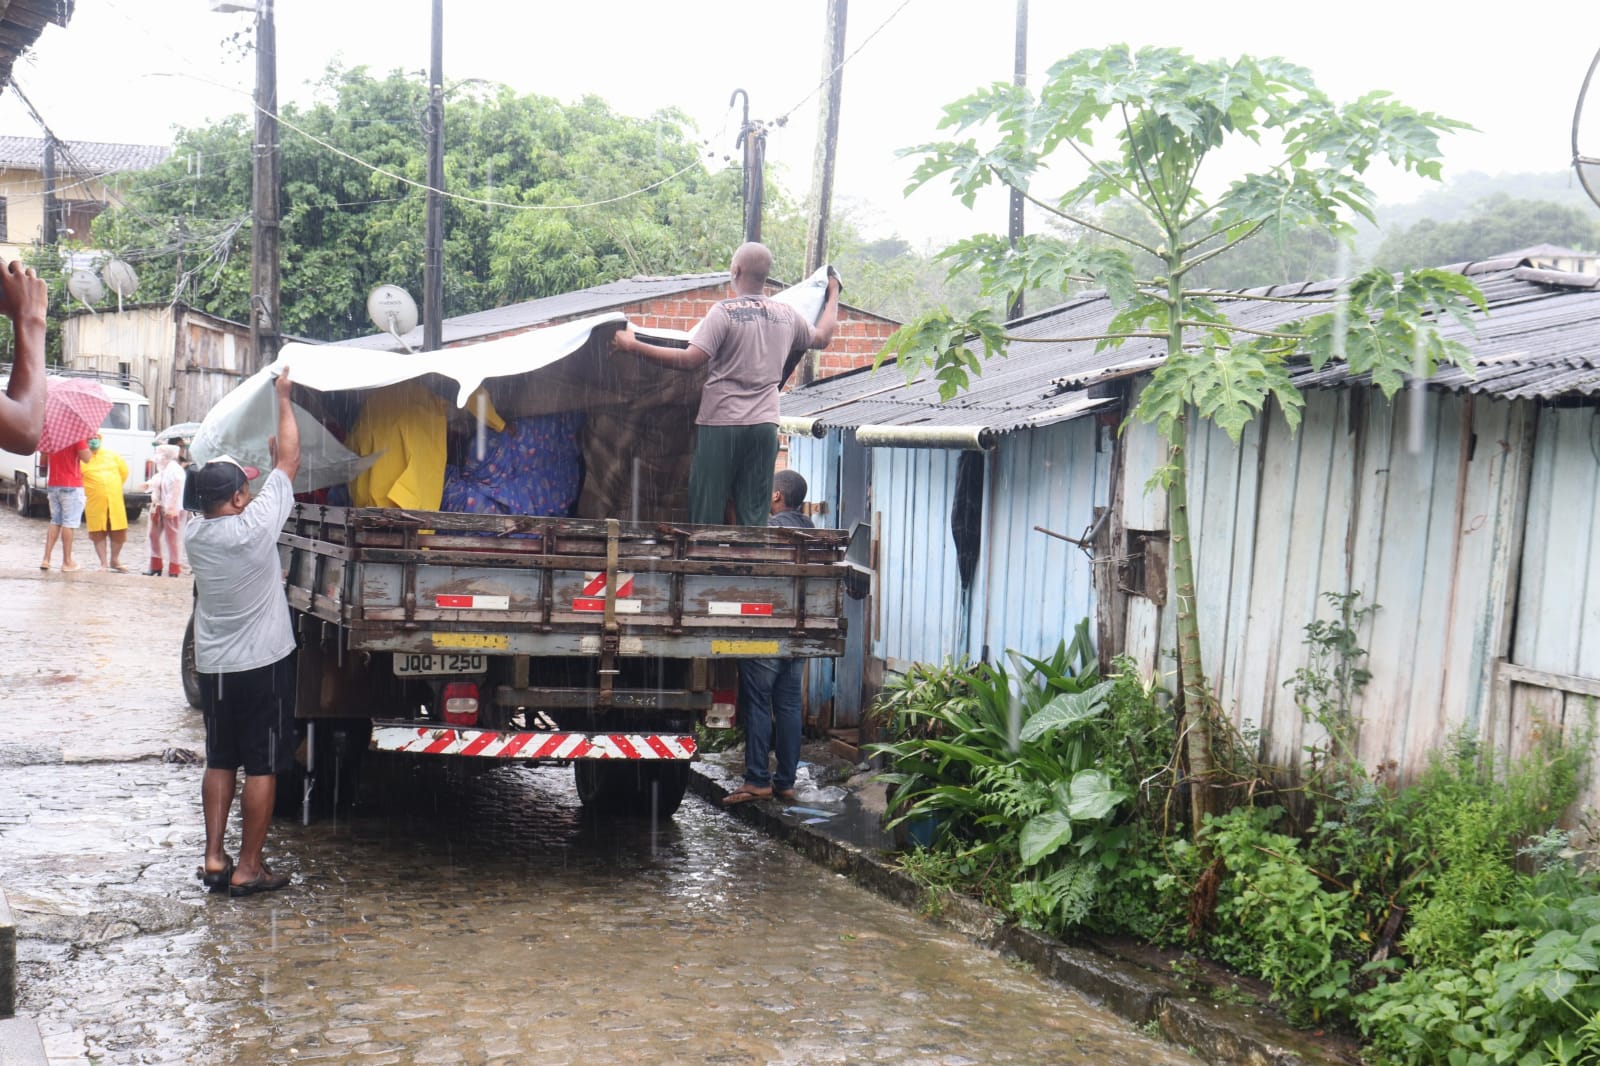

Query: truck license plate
<box><xmin>394</xmin><ymin>652</ymin><xmax>488</xmax><ymax>676</ymax></box>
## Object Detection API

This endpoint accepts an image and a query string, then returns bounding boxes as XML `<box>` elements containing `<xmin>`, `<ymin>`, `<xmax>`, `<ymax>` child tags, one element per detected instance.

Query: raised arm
<box><xmin>808</xmin><ymin>274</ymin><xmax>843</xmax><ymax>350</ymax></box>
<box><xmin>0</xmin><ymin>260</ymin><xmax>49</xmax><ymax>453</ymax></box>
<box><xmin>271</xmin><ymin>368</ymin><xmax>301</xmax><ymax>482</ymax></box>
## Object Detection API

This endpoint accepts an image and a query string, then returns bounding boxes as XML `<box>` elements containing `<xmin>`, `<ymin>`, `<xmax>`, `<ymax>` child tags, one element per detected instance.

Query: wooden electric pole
<box><xmin>41</xmin><ymin>134</ymin><xmax>57</xmax><ymax>245</ymax></box>
<box><xmin>422</xmin><ymin>0</ymin><xmax>445</xmax><ymax>352</ymax></box>
<box><xmin>249</xmin><ymin>0</ymin><xmax>280</xmax><ymax>373</ymax></box>
<box><xmin>801</xmin><ymin>0</ymin><xmax>848</xmax><ymax>386</ymax></box>
<box><xmin>1006</xmin><ymin>0</ymin><xmax>1027</xmax><ymax>322</ymax></box>
<box><xmin>731</xmin><ymin>89</ymin><xmax>765</xmax><ymax>244</ymax></box>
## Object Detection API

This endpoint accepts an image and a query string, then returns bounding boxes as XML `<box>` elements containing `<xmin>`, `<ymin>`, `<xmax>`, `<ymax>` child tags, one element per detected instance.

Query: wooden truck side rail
<box><xmin>279</xmin><ymin>505</ymin><xmax>851</xmax><ymax>664</ymax></box>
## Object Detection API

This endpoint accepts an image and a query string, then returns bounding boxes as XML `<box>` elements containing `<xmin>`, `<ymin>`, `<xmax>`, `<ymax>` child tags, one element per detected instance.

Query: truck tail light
<box><xmin>706</xmin><ymin>687</ymin><xmax>737</xmax><ymax>730</ymax></box>
<box><xmin>145</xmin><ymin>458</ymin><xmax>156</xmax><ymax>479</ymax></box>
<box><xmin>441</xmin><ymin>682</ymin><xmax>479</xmax><ymax>726</ymax></box>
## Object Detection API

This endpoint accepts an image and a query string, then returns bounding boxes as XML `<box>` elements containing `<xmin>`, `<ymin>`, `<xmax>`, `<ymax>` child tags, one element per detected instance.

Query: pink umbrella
<box><xmin>37</xmin><ymin>378</ymin><xmax>113</xmax><ymax>455</ymax></box>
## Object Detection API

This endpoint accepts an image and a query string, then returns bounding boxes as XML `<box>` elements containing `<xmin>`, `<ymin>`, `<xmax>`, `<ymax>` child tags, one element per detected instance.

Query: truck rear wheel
<box><xmin>181</xmin><ymin>615</ymin><xmax>203</xmax><ymax>709</ymax></box>
<box><xmin>574</xmin><ymin>760</ymin><xmax>689</xmax><ymax>818</ymax></box>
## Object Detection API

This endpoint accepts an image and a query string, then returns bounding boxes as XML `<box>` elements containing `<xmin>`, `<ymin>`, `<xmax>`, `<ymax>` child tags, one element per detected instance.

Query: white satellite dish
<box><xmin>103</xmin><ymin>259</ymin><xmax>139</xmax><ymax>298</ymax></box>
<box><xmin>67</xmin><ymin>269</ymin><xmax>103</xmax><ymax>308</ymax></box>
<box><xmin>367</xmin><ymin>284</ymin><xmax>419</xmax><ymax>352</ymax></box>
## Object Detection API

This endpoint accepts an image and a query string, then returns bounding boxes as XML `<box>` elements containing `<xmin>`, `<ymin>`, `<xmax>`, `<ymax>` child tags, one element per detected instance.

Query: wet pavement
<box><xmin>0</xmin><ymin>505</ymin><xmax>1199</xmax><ymax>1065</ymax></box>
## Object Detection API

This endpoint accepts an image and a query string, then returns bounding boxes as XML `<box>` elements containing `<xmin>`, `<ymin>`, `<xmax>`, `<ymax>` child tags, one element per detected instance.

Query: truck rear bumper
<box><xmin>370</xmin><ymin>722</ymin><xmax>697</xmax><ymax>761</ymax></box>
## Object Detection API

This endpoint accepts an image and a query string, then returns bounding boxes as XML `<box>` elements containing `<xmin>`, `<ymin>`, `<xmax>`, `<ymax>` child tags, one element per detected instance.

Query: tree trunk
<box><xmin>1166</xmin><ymin>413</ymin><xmax>1215</xmax><ymax>839</ymax></box>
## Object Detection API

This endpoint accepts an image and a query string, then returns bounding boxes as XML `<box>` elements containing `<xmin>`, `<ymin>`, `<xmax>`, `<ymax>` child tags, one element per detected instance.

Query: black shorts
<box><xmin>199</xmin><ymin>654</ymin><xmax>296</xmax><ymax>776</ymax></box>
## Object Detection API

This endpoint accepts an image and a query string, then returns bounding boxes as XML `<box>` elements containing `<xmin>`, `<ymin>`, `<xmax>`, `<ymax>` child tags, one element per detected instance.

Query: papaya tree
<box><xmin>879</xmin><ymin>46</ymin><xmax>1484</xmax><ymax>834</ymax></box>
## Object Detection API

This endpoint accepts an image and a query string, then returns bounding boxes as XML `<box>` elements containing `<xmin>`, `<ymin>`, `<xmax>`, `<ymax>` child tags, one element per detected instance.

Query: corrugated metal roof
<box><xmin>334</xmin><ymin>273</ymin><xmax>732</xmax><ymax>350</ymax></box>
<box><xmin>783</xmin><ymin>262</ymin><xmax>1600</xmax><ymax>438</ymax></box>
<box><xmin>0</xmin><ymin>135</ymin><xmax>168</xmax><ymax>174</ymax></box>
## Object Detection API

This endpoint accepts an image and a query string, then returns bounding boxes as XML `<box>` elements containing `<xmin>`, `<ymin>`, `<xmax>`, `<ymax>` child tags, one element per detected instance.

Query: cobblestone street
<box><xmin>0</xmin><ymin>505</ymin><xmax>1198</xmax><ymax>1065</ymax></box>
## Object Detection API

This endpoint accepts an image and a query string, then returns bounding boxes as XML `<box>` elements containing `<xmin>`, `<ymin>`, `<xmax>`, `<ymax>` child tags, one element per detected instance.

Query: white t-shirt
<box><xmin>184</xmin><ymin>468</ymin><xmax>296</xmax><ymax>673</ymax></box>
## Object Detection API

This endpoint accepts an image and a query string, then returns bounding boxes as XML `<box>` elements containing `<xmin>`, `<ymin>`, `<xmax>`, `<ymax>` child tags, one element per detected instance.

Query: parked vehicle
<box><xmin>179</xmin><ymin>309</ymin><xmax>854</xmax><ymax>822</ymax></box>
<box><xmin>0</xmin><ymin>368</ymin><xmax>157</xmax><ymax>520</ymax></box>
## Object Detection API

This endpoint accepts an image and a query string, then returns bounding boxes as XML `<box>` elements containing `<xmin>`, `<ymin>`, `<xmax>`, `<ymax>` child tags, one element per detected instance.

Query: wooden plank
<box><xmin>1233</xmin><ymin>402</ymin><xmax>1300</xmax><ymax>765</ymax></box>
<box><xmin>1498</xmin><ymin>660</ymin><xmax>1600</xmax><ymax>699</ymax></box>
<box><xmin>1219</xmin><ymin>415</ymin><xmax>1264</xmax><ymax>736</ymax></box>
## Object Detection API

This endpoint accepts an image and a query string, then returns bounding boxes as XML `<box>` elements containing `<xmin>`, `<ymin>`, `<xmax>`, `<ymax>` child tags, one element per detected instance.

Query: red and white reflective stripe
<box><xmin>707</xmin><ymin>601</ymin><xmax>773</xmax><ymax>616</ymax></box>
<box><xmin>572</xmin><ymin>571</ymin><xmax>640</xmax><ymax>613</ymax></box>
<box><xmin>372</xmin><ymin>725</ymin><xmax>697</xmax><ymax>760</ymax></box>
<box><xmin>435</xmin><ymin>594</ymin><xmax>510</xmax><ymax>610</ymax></box>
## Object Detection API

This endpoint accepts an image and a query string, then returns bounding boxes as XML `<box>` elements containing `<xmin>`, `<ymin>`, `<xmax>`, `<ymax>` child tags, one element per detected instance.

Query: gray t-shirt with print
<box><xmin>184</xmin><ymin>468</ymin><xmax>296</xmax><ymax>674</ymax></box>
<box><xmin>689</xmin><ymin>295</ymin><xmax>815</xmax><ymax>426</ymax></box>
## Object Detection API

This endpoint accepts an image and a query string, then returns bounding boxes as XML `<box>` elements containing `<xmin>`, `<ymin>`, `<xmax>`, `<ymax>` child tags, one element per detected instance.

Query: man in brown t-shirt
<box><xmin>612</xmin><ymin>242</ymin><xmax>841</xmax><ymax>525</ymax></box>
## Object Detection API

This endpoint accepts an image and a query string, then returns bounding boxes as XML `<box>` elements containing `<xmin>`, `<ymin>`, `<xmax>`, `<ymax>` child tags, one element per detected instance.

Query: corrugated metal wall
<box><xmin>968</xmin><ymin>417</ymin><xmax>1112</xmax><ymax>668</ymax></box>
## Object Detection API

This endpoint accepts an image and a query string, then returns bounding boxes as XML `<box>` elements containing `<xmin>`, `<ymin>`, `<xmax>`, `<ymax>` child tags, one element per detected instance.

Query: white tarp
<box><xmin>188</xmin><ymin>267</ymin><xmax>834</xmax><ymax>492</ymax></box>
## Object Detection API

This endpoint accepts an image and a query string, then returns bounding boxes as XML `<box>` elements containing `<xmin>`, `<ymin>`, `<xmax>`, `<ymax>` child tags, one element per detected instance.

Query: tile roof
<box><xmin>0</xmin><ymin>135</ymin><xmax>170</xmax><ymax>174</ymax></box>
<box><xmin>781</xmin><ymin>258</ymin><xmax>1600</xmax><ymax>439</ymax></box>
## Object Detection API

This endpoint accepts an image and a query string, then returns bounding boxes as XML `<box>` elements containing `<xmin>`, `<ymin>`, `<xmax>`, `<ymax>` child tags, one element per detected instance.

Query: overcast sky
<box><xmin>3</xmin><ymin>0</ymin><xmax>1598</xmax><ymax>249</ymax></box>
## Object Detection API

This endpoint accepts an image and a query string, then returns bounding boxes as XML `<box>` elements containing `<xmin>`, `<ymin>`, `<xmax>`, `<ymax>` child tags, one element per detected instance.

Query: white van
<box><xmin>0</xmin><ymin>370</ymin><xmax>157</xmax><ymax>520</ymax></box>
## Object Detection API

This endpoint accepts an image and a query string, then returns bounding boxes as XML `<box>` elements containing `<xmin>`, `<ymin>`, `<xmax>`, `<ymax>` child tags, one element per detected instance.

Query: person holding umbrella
<box><xmin>36</xmin><ymin>378</ymin><xmax>115</xmax><ymax>573</ymax></box>
<box><xmin>0</xmin><ymin>260</ymin><xmax>49</xmax><ymax>454</ymax></box>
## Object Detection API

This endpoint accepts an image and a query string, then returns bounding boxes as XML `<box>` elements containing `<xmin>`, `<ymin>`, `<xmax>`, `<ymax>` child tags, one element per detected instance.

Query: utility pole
<box><xmin>422</xmin><ymin>0</ymin><xmax>445</xmax><ymax>352</ymax></box>
<box><xmin>731</xmin><ymin>89</ymin><xmax>765</xmax><ymax>244</ymax></box>
<box><xmin>801</xmin><ymin>0</ymin><xmax>848</xmax><ymax>385</ymax></box>
<box><xmin>1006</xmin><ymin>0</ymin><xmax>1028</xmax><ymax>322</ymax></box>
<box><xmin>41</xmin><ymin>134</ymin><xmax>57</xmax><ymax>245</ymax></box>
<box><xmin>249</xmin><ymin>0</ymin><xmax>280</xmax><ymax>373</ymax></box>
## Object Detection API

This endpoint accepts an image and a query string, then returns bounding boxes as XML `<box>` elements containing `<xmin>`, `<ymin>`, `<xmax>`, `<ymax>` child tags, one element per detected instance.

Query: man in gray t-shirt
<box><xmin>184</xmin><ymin>369</ymin><xmax>301</xmax><ymax>898</ymax></box>
<box><xmin>612</xmin><ymin>242</ymin><xmax>841</xmax><ymax>525</ymax></box>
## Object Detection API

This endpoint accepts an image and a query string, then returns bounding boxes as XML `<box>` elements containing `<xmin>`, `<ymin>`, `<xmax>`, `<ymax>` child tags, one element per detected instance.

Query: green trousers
<box><xmin>689</xmin><ymin>423</ymin><xmax>778</xmax><ymax>526</ymax></box>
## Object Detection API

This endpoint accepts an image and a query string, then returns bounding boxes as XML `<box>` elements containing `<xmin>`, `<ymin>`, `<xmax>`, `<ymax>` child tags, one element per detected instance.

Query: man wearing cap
<box><xmin>185</xmin><ymin>369</ymin><xmax>300</xmax><ymax>898</ymax></box>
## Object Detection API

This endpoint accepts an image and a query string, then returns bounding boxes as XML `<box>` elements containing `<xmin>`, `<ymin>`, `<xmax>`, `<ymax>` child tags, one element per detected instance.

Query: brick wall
<box><xmin>562</xmin><ymin>282</ymin><xmax>898</xmax><ymax>381</ymax></box>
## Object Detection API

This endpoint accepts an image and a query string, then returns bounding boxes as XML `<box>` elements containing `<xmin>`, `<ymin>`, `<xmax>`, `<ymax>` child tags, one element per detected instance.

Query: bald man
<box><xmin>612</xmin><ymin>242</ymin><xmax>841</xmax><ymax>525</ymax></box>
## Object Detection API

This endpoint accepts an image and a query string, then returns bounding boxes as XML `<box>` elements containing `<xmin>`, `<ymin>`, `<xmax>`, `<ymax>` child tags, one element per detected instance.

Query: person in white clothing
<box><xmin>184</xmin><ymin>369</ymin><xmax>300</xmax><ymax>898</ymax></box>
<box><xmin>144</xmin><ymin>444</ymin><xmax>187</xmax><ymax>576</ymax></box>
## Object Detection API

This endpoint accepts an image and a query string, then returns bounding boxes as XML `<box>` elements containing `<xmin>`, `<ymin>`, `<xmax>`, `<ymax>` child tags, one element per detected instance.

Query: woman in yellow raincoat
<box><xmin>82</xmin><ymin>434</ymin><xmax>131</xmax><ymax>572</ymax></box>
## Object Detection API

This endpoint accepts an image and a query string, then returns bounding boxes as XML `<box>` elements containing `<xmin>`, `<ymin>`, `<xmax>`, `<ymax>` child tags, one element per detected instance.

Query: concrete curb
<box><xmin>688</xmin><ymin>763</ymin><xmax>1357</xmax><ymax>1066</ymax></box>
<box><xmin>0</xmin><ymin>886</ymin><xmax>48</xmax><ymax>1066</ymax></box>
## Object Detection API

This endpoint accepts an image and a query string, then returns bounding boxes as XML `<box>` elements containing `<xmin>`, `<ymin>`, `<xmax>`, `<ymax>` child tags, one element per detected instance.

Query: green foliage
<box><xmin>1201</xmin><ymin>805</ymin><xmax>1362</xmax><ymax>1025</ymax></box>
<box><xmin>95</xmin><ymin>66</ymin><xmax>793</xmax><ymax>341</ymax></box>
<box><xmin>1374</xmin><ymin>193</ymin><xmax>1600</xmax><ymax>272</ymax></box>
<box><xmin>1286</xmin><ymin>591</ymin><xmax>1379</xmax><ymax>777</ymax></box>
<box><xmin>872</xmin><ymin>622</ymin><xmax>1136</xmax><ymax>937</ymax></box>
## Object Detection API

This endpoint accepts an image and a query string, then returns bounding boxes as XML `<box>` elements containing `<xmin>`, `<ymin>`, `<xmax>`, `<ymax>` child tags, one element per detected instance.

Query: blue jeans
<box><xmin>738</xmin><ymin>657</ymin><xmax>802</xmax><ymax>791</ymax></box>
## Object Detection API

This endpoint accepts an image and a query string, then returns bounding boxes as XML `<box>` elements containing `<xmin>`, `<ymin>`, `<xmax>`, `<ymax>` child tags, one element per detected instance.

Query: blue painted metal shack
<box><xmin>781</xmin><ymin>255</ymin><xmax>1600</xmax><ymax>803</ymax></box>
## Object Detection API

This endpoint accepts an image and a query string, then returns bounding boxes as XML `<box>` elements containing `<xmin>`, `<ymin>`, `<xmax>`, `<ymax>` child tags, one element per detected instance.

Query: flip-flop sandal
<box><xmin>774</xmin><ymin>788</ymin><xmax>798</xmax><ymax>802</ymax></box>
<box><xmin>721</xmin><ymin>785</ymin><xmax>773</xmax><ymax>806</ymax></box>
<box><xmin>229</xmin><ymin>871</ymin><xmax>291</xmax><ymax>898</ymax></box>
<box><xmin>197</xmin><ymin>856</ymin><xmax>234</xmax><ymax>894</ymax></box>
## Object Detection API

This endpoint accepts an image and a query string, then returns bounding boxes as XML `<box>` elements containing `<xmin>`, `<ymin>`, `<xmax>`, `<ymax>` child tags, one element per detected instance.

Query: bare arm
<box><xmin>807</xmin><ymin>276</ymin><xmax>843</xmax><ymax>349</ymax></box>
<box><xmin>269</xmin><ymin>368</ymin><xmax>301</xmax><ymax>482</ymax></box>
<box><xmin>611</xmin><ymin>328</ymin><xmax>710</xmax><ymax>370</ymax></box>
<box><xmin>0</xmin><ymin>261</ymin><xmax>49</xmax><ymax>453</ymax></box>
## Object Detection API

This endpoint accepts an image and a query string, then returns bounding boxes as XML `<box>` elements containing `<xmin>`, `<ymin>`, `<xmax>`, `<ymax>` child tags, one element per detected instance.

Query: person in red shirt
<box><xmin>39</xmin><ymin>438</ymin><xmax>90</xmax><ymax>572</ymax></box>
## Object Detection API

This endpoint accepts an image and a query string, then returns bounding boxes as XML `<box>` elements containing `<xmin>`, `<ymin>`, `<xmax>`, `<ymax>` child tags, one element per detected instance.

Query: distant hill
<box><xmin>1359</xmin><ymin>171</ymin><xmax>1597</xmax><ymax>256</ymax></box>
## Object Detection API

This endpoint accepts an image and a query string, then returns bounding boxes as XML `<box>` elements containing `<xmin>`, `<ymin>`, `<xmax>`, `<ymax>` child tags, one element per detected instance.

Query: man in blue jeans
<box><xmin>723</xmin><ymin>469</ymin><xmax>814</xmax><ymax>805</ymax></box>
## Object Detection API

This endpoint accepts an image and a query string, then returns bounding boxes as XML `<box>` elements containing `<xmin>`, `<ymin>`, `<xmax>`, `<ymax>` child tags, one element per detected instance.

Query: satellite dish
<box><xmin>67</xmin><ymin>269</ymin><xmax>103</xmax><ymax>307</ymax></box>
<box><xmin>102</xmin><ymin>259</ymin><xmax>139</xmax><ymax>298</ymax></box>
<box><xmin>367</xmin><ymin>285</ymin><xmax>419</xmax><ymax>350</ymax></box>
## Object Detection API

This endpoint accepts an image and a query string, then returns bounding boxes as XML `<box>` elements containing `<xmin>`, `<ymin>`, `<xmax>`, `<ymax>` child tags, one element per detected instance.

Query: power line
<box><xmin>776</xmin><ymin>0</ymin><xmax>916</xmax><ymax>125</ymax></box>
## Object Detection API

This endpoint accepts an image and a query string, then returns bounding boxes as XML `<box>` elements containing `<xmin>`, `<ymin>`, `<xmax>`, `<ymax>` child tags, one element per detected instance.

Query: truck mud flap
<box><xmin>370</xmin><ymin>722</ymin><xmax>697</xmax><ymax>761</ymax></box>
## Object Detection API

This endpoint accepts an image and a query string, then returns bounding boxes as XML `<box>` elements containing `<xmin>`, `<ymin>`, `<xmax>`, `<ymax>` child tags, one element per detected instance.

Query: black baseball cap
<box><xmin>182</xmin><ymin>455</ymin><xmax>261</xmax><ymax>512</ymax></box>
